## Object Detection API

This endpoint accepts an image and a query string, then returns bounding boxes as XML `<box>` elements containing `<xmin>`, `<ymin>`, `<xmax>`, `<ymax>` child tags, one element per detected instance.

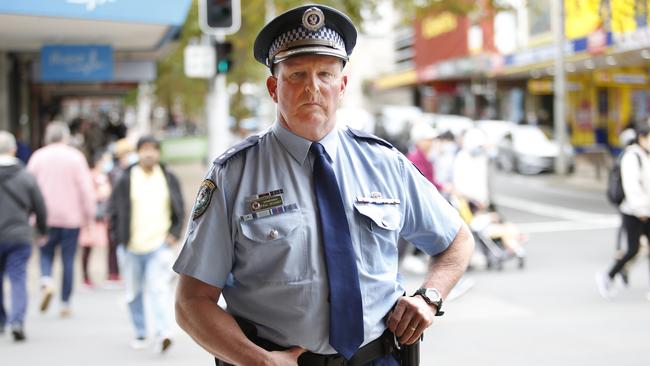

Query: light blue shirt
<box><xmin>173</xmin><ymin>122</ymin><xmax>462</xmax><ymax>354</ymax></box>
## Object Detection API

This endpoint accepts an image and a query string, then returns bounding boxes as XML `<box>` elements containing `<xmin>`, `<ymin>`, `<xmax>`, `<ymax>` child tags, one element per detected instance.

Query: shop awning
<box><xmin>0</xmin><ymin>0</ymin><xmax>192</xmax><ymax>52</ymax></box>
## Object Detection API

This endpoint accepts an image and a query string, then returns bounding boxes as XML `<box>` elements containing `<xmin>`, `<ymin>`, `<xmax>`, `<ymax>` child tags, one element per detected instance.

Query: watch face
<box><xmin>425</xmin><ymin>288</ymin><xmax>442</xmax><ymax>302</ymax></box>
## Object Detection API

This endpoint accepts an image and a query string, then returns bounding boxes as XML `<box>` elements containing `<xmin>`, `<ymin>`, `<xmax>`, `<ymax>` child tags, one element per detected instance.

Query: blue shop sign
<box><xmin>0</xmin><ymin>0</ymin><xmax>191</xmax><ymax>26</ymax></box>
<box><xmin>41</xmin><ymin>45</ymin><xmax>113</xmax><ymax>82</ymax></box>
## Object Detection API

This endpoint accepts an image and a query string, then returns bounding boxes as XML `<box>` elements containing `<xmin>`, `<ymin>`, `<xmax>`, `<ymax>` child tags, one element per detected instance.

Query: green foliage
<box><xmin>154</xmin><ymin>0</ymin><xmax>208</xmax><ymax>119</ymax></box>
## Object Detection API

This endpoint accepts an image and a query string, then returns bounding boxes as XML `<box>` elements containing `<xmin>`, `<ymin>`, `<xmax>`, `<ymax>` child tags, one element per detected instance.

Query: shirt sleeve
<box><xmin>398</xmin><ymin>154</ymin><xmax>463</xmax><ymax>256</ymax></box>
<box><xmin>173</xmin><ymin>163</ymin><xmax>234</xmax><ymax>288</ymax></box>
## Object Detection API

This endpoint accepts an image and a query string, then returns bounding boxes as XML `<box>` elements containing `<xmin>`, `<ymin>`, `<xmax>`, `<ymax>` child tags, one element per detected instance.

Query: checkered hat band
<box><xmin>269</xmin><ymin>26</ymin><xmax>345</xmax><ymax>61</ymax></box>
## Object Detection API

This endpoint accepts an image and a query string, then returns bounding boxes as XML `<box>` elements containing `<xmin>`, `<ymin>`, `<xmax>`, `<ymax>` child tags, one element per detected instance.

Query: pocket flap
<box><xmin>353</xmin><ymin>203</ymin><xmax>401</xmax><ymax>230</ymax></box>
<box><xmin>239</xmin><ymin>210</ymin><xmax>301</xmax><ymax>242</ymax></box>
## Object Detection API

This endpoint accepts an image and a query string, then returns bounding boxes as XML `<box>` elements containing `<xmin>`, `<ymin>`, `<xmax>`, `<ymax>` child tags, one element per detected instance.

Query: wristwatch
<box><xmin>413</xmin><ymin>288</ymin><xmax>444</xmax><ymax>316</ymax></box>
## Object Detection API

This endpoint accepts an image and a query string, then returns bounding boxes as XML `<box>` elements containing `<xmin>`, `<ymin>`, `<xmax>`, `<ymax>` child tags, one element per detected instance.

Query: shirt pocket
<box><xmin>236</xmin><ymin>209</ymin><xmax>308</xmax><ymax>283</ymax></box>
<box><xmin>353</xmin><ymin>203</ymin><xmax>401</xmax><ymax>274</ymax></box>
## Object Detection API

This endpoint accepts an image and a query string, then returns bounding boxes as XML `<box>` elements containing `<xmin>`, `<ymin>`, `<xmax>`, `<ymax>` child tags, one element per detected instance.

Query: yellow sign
<box><xmin>527</xmin><ymin>79</ymin><xmax>582</xmax><ymax>94</ymax></box>
<box><xmin>374</xmin><ymin>70</ymin><xmax>417</xmax><ymax>90</ymax></box>
<box><xmin>421</xmin><ymin>12</ymin><xmax>458</xmax><ymax>39</ymax></box>
<box><xmin>564</xmin><ymin>0</ymin><xmax>601</xmax><ymax>39</ymax></box>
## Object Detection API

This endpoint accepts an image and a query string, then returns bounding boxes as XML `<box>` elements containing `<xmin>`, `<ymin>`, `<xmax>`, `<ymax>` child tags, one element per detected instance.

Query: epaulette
<box><xmin>346</xmin><ymin>127</ymin><xmax>394</xmax><ymax>149</ymax></box>
<box><xmin>214</xmin><ymin>134</ymin><xmax>262</xmax><ymax>165</ymax></box>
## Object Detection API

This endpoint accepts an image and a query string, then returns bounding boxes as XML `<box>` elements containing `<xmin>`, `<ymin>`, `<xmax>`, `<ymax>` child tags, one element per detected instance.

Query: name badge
<box><xmin>355</xmin><ymin>192</ymin><xmax>400</xmax><ymax>205</ymax></box>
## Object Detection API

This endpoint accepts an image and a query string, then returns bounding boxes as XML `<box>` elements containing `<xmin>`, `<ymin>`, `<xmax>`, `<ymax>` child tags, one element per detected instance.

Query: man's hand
<box><xmin>37</xmin><ymin>235</ymin><xmax>48</xmax><ymax>247</ymax></box>
<box><xmin>265</xmin><ymin>347</ymin><xmax>306</xmax><ymax>366</ymax></box>
<box><xmin>386</xmin><ymin>295</ymin><xmax>435</xmax><ymax>345</ymax></box>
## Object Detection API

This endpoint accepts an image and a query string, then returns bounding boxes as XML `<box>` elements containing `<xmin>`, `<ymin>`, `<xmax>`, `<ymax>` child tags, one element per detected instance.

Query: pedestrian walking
<box><xmin>105</xmin><ymin>138</ymin><xmax>135</xmax><ymax>286</ymax></box>
<box><xmin>79</xmin><ymin>153</ymin><xmax>112</xmax><ymax>288</ymax></box>
<box><xmin>173</xmin><ymin>5</ymin><xmax>474</xmax><ymax>366</ymax></box>
<box><xmin>597</xmin><ymin>124</ymin><xmax>650</xmax><ymax>300</ymax></box>
<box><xmin>0</xmin><ymin>131</ymin><xmax>47</xmax><ymax>341</ymax></box>
<box><xmin>108</xmin><ymin>136</ymin><xmax>184</xmax><ymax>353</ymax></box>
<box><xmin>27</xmin><ymin>121</ymin><xmax>96</xmax><ymax>317</ymax></box>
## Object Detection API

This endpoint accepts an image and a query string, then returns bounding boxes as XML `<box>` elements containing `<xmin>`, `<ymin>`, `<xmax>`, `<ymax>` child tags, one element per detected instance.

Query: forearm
<box><xmin>422</xmin><ymin>223</ymin><xmax>474</xmax><ymax>298</ymax></box>
<box><xmin>175</xmin><ymin>294</ymin><xmax>271</xmax><ymax>365</ymax></box>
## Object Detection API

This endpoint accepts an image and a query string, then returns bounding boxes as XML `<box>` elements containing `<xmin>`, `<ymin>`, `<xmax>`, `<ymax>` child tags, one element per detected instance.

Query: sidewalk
<box><xmin>1</xmin><ymin>161</ymin><xmax>211</xmax><ymax>365</ymax></box>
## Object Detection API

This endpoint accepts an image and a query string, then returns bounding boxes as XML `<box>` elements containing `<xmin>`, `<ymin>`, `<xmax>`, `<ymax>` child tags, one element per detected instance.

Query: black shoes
<box><xmin>11</xmin><ymin>324</ymin><xmax>26</xmax><ymax>342</ymax></box>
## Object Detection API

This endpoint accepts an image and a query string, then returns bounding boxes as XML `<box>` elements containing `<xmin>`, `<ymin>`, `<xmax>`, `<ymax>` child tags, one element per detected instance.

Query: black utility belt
<box><xmin>298</xmin><ymin>329</ymin><xmax>395</xmax><ymax>366</ymax></box>
<box><xmin>215</xmin><ymin>316</ymin><xmax>414</xmax><ymax>366</ymax></box>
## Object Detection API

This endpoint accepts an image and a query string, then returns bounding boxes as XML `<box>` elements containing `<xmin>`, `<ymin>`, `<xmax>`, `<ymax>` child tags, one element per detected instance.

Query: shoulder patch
<box><xmin>346</xmin><ymin>128</ymin><xmax>394</xmax><ymax>149</ymax></box>
<box><xmin>192</xmin><ymin>179</ymin><xmax>216</xmax><ymax>220</ymax></box>
<box><xmin>214</xmin><ymin>134</ymin><xmax>262</xmax><ymax>165</ymax></box>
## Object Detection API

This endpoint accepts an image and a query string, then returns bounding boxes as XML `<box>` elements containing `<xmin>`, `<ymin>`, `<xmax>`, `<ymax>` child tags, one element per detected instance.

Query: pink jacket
<box><xmin>407</xmin><ymin>147</ymin><xmax>443</xmax><ymax>191</ymax></box>
<box><xmin>27</xmin><ymin>143</ymin><xmax>96</xmax><ymax>228</ymax></box>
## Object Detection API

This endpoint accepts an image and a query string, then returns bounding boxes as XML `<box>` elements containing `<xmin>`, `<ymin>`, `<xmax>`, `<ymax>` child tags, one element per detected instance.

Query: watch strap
<box><xmin>412</xmin><ymin>288</ymin><xmax>444</xmax><ymax>316</ymax></box>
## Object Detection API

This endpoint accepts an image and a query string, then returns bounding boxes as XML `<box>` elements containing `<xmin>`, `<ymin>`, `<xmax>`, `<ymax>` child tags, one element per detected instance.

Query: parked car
<box><xmin>475</xmin><ymin>119</ymin><xmax>516</xmax><ymax>158</ymax></box>
<box><xmin>496</xmin><ymin>125</ymin><xmax>575</xmax><ymax>174</ymax></box>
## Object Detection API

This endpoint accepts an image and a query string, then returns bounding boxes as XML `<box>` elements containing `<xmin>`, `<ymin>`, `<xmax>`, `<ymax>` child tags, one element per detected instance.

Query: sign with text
<box><xmin>41</xmin><ymin>45</ymin><xmax>113</xmax><ymax>82</ymax></box>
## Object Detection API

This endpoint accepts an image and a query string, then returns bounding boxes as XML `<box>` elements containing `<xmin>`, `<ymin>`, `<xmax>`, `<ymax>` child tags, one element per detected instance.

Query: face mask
<box><xmin>127</xmin><ymin>153</ymin><xmax>139</xmax><ymax>165</ymax></box>
<box><xmin>102</xmin><ymin>159</ymin><xmax>114</xmax><ymax>173</ymax></box>
<box><xmin>470</xmin><ymin>147</ymin><xmax>484</xmax><ymax>157</ymax></box>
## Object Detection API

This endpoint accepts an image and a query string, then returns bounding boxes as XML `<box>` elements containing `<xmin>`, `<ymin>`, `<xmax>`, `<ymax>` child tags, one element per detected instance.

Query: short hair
<box><xmin>637</xmin><ymin>124</ymin><xmax>650</xmax><ymax>139</ymax></box>
<box><xmin>44</xmin><ymin>121</ymin><xmax>70</xmax><ymax>144</ymax></box>
<box><xmin>0</xmin><ymin>130</ymin><xmax>17</xmax><ymax>155</ymax></box>
<box><xmin>136</xmin><ymin>135</ymin><xmax>161</xmax><ymax>151</ymax></box>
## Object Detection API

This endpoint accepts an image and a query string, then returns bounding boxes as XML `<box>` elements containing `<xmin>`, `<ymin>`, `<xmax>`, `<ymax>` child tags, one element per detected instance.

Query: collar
<box><xmin>272</xmin><ymin>122</ymin><xmax>339</xmax><ymax>165</ymax></box>
<box><xmin>0</xmin><ymin>155</ymin><xmax>19</xmax><ymax>166</ymax></box>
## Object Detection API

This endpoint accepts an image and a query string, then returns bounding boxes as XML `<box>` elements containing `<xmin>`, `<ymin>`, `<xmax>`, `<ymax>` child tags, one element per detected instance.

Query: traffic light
<box><xmin>199</xmin><ymin>0</ymin><xmax>241</xmax><ymax>35</ymax></box>
<box><xmin>216</xmin><ymin>41</ymin><xmax>233</xmax><ymax>74</ymax></box>
<box><xmin>206</xmin><ymin>0</ymin><xmax>233</xmax><ymax>28</ymax></box>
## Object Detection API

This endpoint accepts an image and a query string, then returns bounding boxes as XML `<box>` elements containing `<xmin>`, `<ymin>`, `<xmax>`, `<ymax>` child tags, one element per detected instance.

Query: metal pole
<box><xmin>207</xmin><ymin>33</ymin><xmax>230</xmax><ymax>161</ymax></box>
<box><xmin>552</xmin><ymin>0</ymin><xmax>568</xmax><ymax>175</ymax></box>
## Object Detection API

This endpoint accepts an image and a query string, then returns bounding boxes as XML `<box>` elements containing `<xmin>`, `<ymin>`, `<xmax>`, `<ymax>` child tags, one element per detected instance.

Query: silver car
<box><xmin>496</xmin><ymin>125</ymin><xmax>575</xmax><ymax>174</ymax></box>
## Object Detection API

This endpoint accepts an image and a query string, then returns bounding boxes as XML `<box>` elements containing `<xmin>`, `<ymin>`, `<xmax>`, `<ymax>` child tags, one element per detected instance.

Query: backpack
<box><xmin>606</xmin><ymin>149</ymin><xmax>642</xmax><ymax>205</ymax></box>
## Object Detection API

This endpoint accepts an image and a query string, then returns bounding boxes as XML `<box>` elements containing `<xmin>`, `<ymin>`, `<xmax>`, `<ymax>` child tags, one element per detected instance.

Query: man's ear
<box><xmin>339</xmin><ymin>74</ymin><xmax>348</xmax><ymax>97</ymax></box>
<box><xmin>266</xmin><ymin>76</ymin><xmax>278</xmax><ymax>103</ymax></box>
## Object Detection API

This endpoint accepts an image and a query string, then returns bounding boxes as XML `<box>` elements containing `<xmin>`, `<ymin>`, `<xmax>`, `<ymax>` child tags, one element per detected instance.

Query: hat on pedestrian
<box><xmin>410</xmin><ymin>122</ymin><xmax>439</xmax><ymax>143</ymax></box>
<box><xmin>253</xmin><ymin>4</ymin><xmax>357</xmax><ymax>69</ymax></box>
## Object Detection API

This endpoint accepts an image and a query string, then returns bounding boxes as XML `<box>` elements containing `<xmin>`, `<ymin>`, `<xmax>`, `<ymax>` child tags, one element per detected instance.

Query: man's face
<box><xmin>266</xmin><ymin>55</ymin><xmax>347</xmax><ymax>141</ymax></box>
<box><xmin>137</xmin><ymin>142</ymin><xmax>160</xmax><ymax>169</ymax></box>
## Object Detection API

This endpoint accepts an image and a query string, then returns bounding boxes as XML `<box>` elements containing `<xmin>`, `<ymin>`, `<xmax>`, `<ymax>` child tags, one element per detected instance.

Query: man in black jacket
<box><xmin>108</xmin><ymin>135</ymin><xmax>184</xmax><ymax>353</ymax></box>
<box><xmin>0</xmin><ymin>131</ymin><xmax>47</xmax><ymax>342</ymax></box>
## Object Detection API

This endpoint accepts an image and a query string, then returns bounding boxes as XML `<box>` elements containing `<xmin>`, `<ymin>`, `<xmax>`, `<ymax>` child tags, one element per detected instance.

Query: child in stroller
<box><xmin>454</xmin><ymin>196</ymin><xmax>527</xmax><ymax>270</ymax></box>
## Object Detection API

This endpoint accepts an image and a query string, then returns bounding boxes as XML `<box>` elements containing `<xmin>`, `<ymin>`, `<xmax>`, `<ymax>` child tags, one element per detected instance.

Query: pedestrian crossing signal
<box><xmin>216</xmin><ymin>41</ymin><xmax>233</xmax><ymax>74</ymax></box>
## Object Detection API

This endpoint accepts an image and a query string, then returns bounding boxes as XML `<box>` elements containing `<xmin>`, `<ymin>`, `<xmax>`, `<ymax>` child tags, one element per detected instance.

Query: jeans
<box><xmin>119</xmin><ymin>244</ymin><xmax>174</xmax><ymax>339</ymax></box>
<box><xmin>0</xmin><ymin>242</ymin><xmax>32</xmax><ymax>326</ymax></box>
<box><xmin>40</xmin><ymin>227</ymin><xmax>80</xmax><ymax>303</ymax></box>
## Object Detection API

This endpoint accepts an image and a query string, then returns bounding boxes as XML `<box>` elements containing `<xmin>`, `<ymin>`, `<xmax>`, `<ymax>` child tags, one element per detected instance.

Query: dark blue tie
<box><xmin>310</xmin><ymin>142</ymin><xmax>364</xmax><ymax>360</ymax></box>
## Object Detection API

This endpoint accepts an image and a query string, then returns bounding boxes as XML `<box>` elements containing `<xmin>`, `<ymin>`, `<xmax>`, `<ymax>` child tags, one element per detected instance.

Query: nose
<box><xmin>305</xmin><ymin>72</ymin><xmax>320</xmax><ymax>96</ymax></box>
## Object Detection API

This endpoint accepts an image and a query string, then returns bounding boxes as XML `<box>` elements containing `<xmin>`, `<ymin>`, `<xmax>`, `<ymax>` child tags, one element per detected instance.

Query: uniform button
<box><xmin>269</xmin><ymin>229</ymin><xmax>279</xmax><ymax>239</ymax></box>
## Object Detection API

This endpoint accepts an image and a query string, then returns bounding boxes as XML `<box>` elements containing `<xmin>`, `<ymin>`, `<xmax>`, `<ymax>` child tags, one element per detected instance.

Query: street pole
<box><xmin>552</xmin><ymin>0</ymin><xmax>568</xmax><ymax>175</ymax></box>
<box><xmin>207</xmin><ymin>33</ymin><xmax>230</xmax><ymax>161</ymax></box>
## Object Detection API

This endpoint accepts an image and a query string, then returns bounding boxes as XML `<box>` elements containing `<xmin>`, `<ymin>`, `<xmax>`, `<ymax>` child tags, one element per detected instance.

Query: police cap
<box><xmin>253</xmin><ymin>4</ymin><xmax>357</xmax><ymax>69</ymax></box>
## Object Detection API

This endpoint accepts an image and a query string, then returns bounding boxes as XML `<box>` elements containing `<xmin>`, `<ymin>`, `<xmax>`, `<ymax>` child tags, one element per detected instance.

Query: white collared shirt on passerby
<box><xmin>619</xmin><ymin>144</ymin><xmax>650</xmax><ymax>218</ymax></box>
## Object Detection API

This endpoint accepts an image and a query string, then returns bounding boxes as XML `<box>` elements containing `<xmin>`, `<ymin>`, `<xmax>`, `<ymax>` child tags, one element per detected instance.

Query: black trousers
<box><xmin>608</xmin><ymin>214</ymin><xmax>650</xmax><ymax>279</ymax></box>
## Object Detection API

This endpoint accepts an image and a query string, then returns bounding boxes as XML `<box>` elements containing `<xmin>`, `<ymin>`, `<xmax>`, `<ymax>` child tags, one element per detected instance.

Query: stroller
<box><xmin>453</xmin><ymin>196</ymin><xmax>526</xmax><ymax>270</ymax></box>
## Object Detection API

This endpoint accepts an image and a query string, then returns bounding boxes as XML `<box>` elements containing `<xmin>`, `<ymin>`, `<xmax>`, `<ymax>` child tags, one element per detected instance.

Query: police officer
<box><xmin>173</xmin><ymin>4</ymin><xmax>474</xmax><ymax>366</ymax></box>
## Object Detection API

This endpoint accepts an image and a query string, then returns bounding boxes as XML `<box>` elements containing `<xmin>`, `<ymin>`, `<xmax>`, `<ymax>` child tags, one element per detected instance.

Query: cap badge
<box><xmin>302</xmin><ymin>7</ymin><xmax>325</xmax><ymax>31</ymax></box>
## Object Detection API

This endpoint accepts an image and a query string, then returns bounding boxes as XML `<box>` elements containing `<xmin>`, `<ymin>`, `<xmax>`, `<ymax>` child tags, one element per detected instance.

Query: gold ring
<box><xmin>409</xmin><ymin>326</ymin><xmax>417</xmax><ymax>331</ymax></box>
